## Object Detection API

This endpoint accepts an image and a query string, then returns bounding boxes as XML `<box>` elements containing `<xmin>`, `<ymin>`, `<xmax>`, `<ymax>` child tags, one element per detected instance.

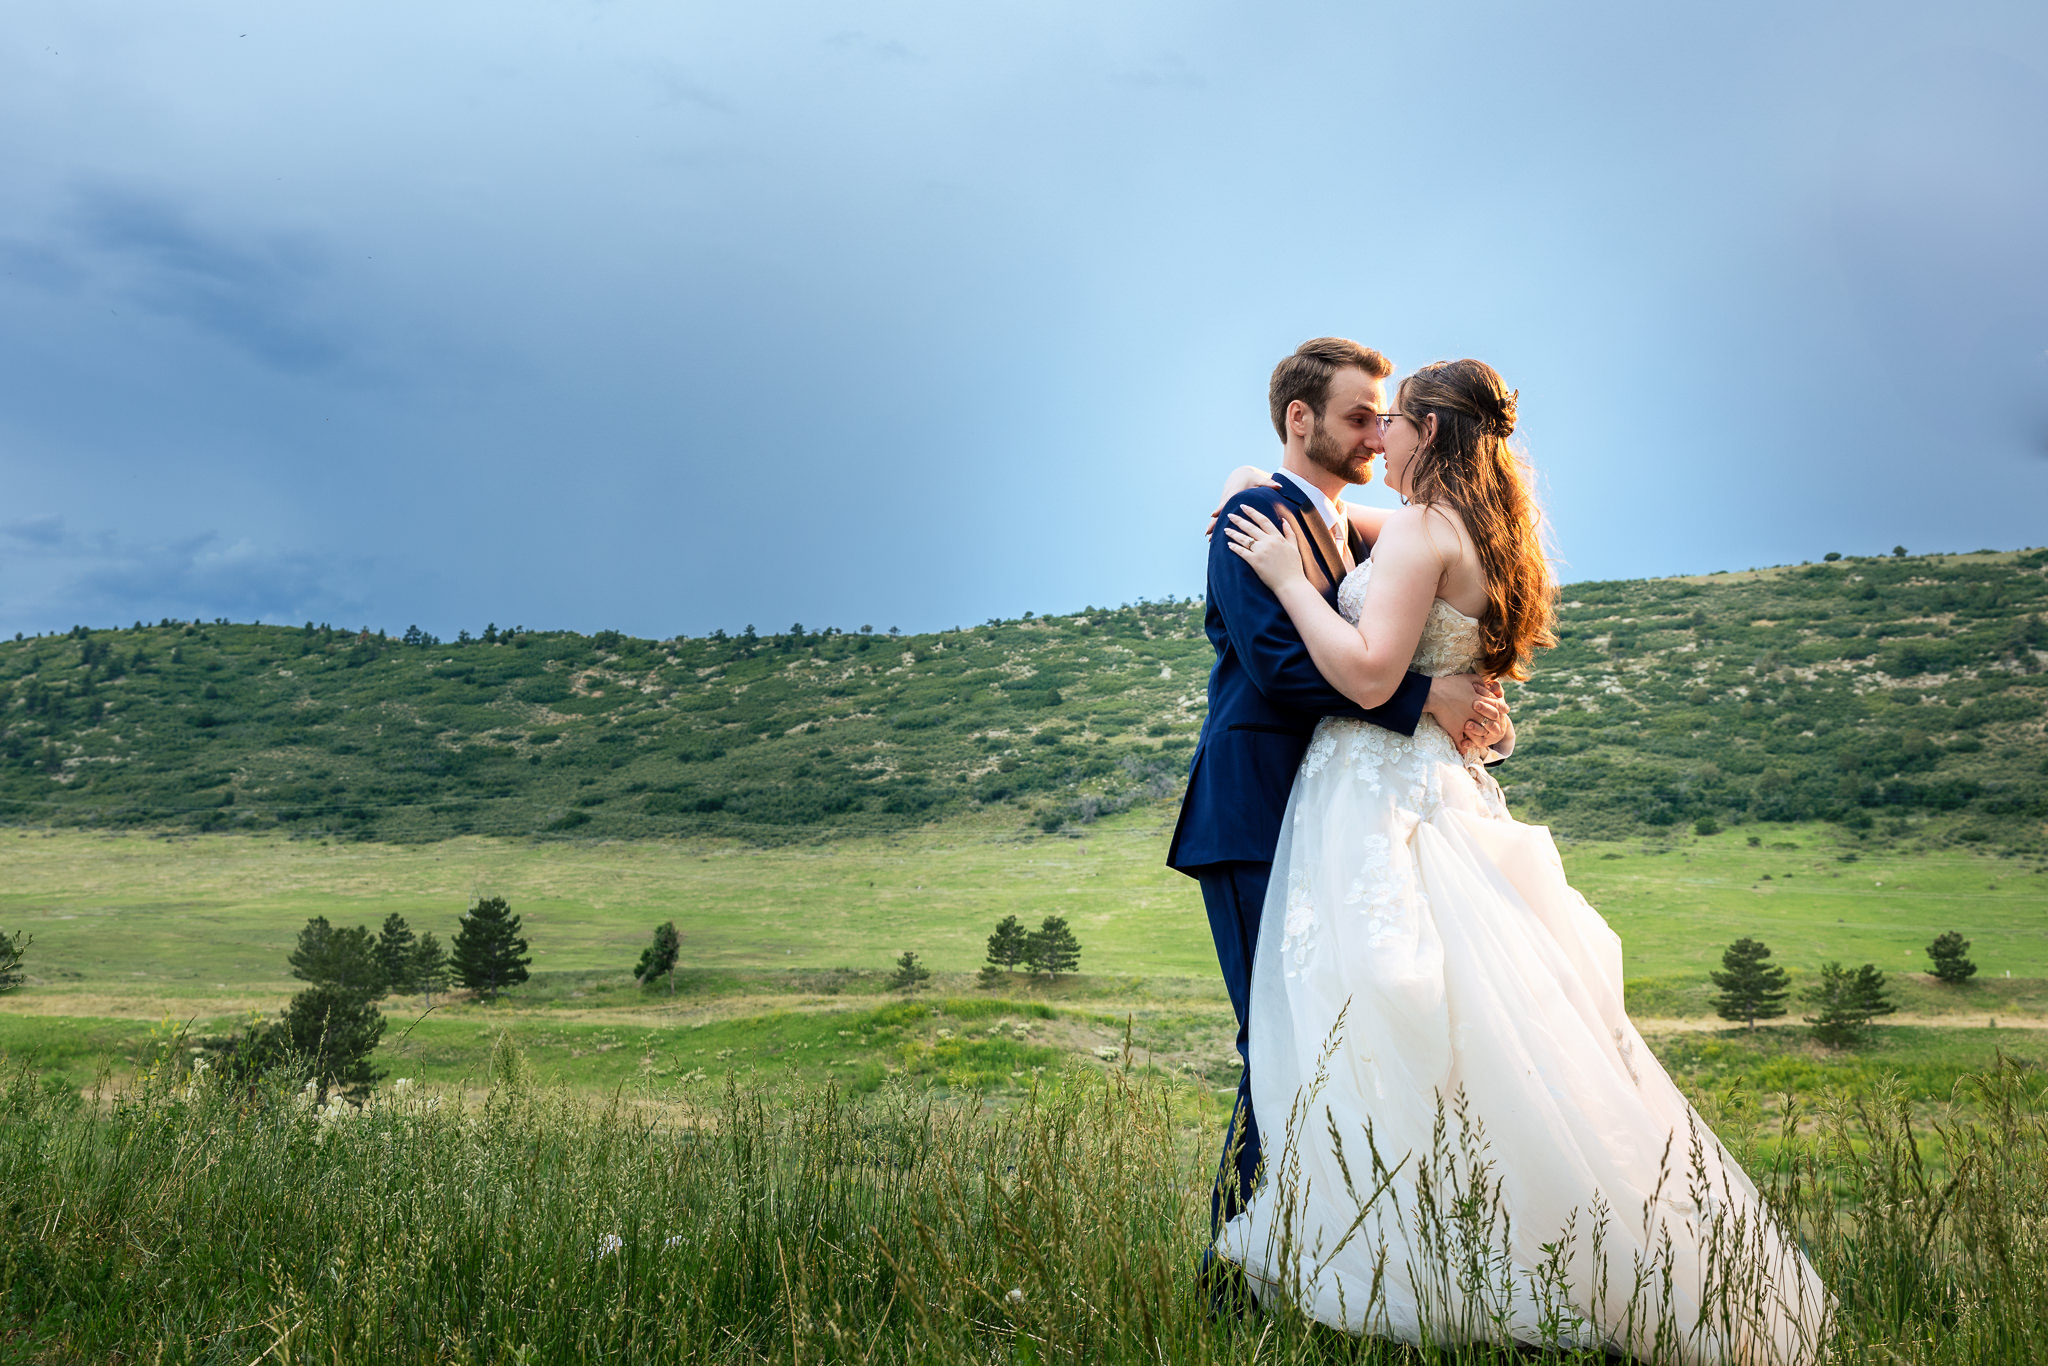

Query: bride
<box><xmin>1212</xmin><ymin>359</ymin><xmax>1828</xmax><ymax>1363</ymax></box>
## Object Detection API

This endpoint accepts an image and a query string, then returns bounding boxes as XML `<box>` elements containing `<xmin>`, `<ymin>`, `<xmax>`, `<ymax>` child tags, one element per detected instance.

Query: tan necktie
<box><xmin>1330</xmin><ymin>500</ymin><xmax>1355</xmax><ymax>573</ymax></box>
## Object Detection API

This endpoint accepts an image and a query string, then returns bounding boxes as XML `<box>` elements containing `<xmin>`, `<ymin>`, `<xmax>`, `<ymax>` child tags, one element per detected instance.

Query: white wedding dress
<box><xmin>1216</xmin><ymin>563</ymin><xmax>1829</xmax><ymax>1364</ymax></box>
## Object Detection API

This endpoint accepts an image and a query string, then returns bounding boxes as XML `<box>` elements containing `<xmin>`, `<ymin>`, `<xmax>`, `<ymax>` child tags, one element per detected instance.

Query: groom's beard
<box><xmin>1305</xmin><ymin>416</ymin><xmax>1373</xmax><ymax>485</ymax></box>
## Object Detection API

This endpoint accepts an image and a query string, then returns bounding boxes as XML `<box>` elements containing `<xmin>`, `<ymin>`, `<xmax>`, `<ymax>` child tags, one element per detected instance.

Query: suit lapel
<box><xmin>1272</xmin><ymin>478</ymin><xmax>1347</xmax><ymax>598</ymax></box>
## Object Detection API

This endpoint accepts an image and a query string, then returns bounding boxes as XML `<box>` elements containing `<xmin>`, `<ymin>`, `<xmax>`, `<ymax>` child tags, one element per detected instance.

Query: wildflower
<box><xmin>391</xmin><ymin>1077</ymin><xmax>414</xmax><ymax>1091</ymax></box>
<box><xmin>664</xmin><ymin>1234</ymin><xmax>686</xmax><ymax>1249</ymax></box>
<box><xmin>596</xmin><ymin>1233</ymin><xmax>623</xmax><ymax>1259</ymax></box>
<box><xmin>1007</xmin><ymin>1287</ymin><xmax>1026</xmax><ymax>1305</ymax></box>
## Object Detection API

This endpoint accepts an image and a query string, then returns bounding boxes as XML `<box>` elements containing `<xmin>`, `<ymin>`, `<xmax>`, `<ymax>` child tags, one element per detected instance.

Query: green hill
<box><xmin>1</xmin><ymin>549</ymin><xmax>2044</xmax><ymax>848</ymax></box>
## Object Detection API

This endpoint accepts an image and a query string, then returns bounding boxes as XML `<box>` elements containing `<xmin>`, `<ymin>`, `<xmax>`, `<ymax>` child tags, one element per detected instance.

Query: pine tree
<box><xmin>0</xmin><ymin>927</ymin><xmax>29</xmax><ymax>994</ymax></box>
<box><xmin>1927</xmin><ymin>931</ymin><xmax>1977</xmax><ymax>985</ymax></box>
<box><xmin>411</xmin><ymin>932</ymin><xmax>450</xmax><ymax>1007</ymax></box>
<box><xmin>375</xmin><ymin>914</ymin><xmax>419</xmax><ymax>995</ymax></box>
<box><xmin>268</xmin><ymin>983</ymin><xmax>387</xmax><ymax>1102</ymax></box>
<box><xmin>888</xmin><ymin>950</ymin><xmax>931</xmax><ymax>992</ymax></box>
<box><xmin>1709</xmin><ymin>937</ymin><xmax>1789</xmax><ymax>1029</ymax></box>
<box><xmin>1025</xmin><ymin>915</ymin><xmax>1082</xmax><ymax>982</ymax></box>
<box><xmin>635</xmin><ymin>921</ymin><xmax>681</xmax><ymax>994</ymax></box>
<box><xmin>288</xmin><ymin>917</ymin><xmax>387</xmax><ymax>1001</ymax></box>
<box><xmin>451</xmin><ymin>896</ymin><xmax>531</xmax><ymax>1002</ymax></box>
<box><xmin>984</xmin><ymin>915</ymin><xmax>1027</xmax><ymax>975</ymax></box>
<box><xmin>1805</xmin><ymin>961</ymin><xmax>1896</xmax><ymax>1048</ymax></box>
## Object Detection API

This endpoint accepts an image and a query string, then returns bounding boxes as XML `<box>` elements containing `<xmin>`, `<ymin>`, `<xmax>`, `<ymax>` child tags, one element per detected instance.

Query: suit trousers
<box><xmin>1196</xmin><ymin>860</ymin><xmax>1271</xmax><ymax>1236</ymax></box>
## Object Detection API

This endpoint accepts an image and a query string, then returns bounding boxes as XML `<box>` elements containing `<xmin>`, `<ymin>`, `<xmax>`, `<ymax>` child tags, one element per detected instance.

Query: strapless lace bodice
<box><xmin>1336</xmin><ymin>560</ymin><xmax>1482</xmax><ymax>677</ymax></box>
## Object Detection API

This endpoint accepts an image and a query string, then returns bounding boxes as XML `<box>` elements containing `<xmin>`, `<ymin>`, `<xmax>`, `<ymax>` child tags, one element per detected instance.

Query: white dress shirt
<box><xmin>1276</xmin><ymin>468</ymin><xmax>1346</xmax><ymax>536</ymax></box>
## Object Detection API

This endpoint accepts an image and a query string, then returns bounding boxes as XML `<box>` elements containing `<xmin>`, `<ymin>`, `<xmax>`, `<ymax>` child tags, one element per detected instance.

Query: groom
<box><xmin>1168</xmin><ymin>337</ymin><xmax>1510</xmax><ymax>1252</ymax></box>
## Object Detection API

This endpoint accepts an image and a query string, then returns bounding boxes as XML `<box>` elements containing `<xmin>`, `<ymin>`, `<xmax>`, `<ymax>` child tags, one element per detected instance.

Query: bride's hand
<box><xmin>1460</xmin><ymin>694</ymin><xmax>1511</xmax><ymax>757</ymax></box>
<box><xmin>1223</xmin><ymin>506</ymin><xmax>1306</xmax><ymax>591</ymax></box>
<box><xmin>1206</xmin><ymin>465</ymin><xmax>1280</xmax><ymax>537</ymax></box>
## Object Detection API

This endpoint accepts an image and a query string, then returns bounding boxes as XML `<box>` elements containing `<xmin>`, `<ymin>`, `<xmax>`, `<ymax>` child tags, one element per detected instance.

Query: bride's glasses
<box><xmin>1371</xmin><ymin>412</ymin><xmax>1411</xmax><ymax>433</ymax></box>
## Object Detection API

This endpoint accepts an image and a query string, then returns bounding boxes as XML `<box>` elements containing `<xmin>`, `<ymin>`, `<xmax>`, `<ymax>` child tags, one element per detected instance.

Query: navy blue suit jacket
<box><xmin>1166</xmin><ymin>480</ymin><xmax>1433</xmax><ymax>872</ymax></box>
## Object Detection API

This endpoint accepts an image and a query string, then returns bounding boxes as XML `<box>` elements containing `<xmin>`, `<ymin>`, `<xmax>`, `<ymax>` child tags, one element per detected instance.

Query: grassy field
<box><xmin>2</xmin><ymin>810</ymin><xmax>2043</xmax><ymax>1109</ymax></box>
<box><xmin>4</xmin><ymin>1040</ymin><xmax>2046</xmax><ymax>1364</ymax></box>
<box><xmin>0</xmin><ymin>813</ymin><xmax>2042</xmax><ymax>1006</ymax></box>
<box><xmin>5</xmin><ymin>813</ymin><xmax>2047</xmax><ymax>1362</ymax></box>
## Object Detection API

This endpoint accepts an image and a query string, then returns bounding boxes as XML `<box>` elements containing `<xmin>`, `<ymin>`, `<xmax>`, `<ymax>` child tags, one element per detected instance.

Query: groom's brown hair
<box><xmin>1269</xmin><ymin>337</ymin><xmax>1393</xmax><ymax>439</ymax></box>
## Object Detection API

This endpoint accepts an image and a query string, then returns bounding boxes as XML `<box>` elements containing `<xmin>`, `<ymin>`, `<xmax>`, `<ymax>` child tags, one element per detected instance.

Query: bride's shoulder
<box><xmin>1374</xmin><ymin>504</ymin><xmax>1465</xmax><ymax>566</ymax></box>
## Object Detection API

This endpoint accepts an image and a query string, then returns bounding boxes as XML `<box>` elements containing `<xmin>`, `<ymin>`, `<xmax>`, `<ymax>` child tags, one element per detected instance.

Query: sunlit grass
<box><xmin>3</xmin><ymin>1038</ymin><xmax>2046</xmax><ymax>1364</ymax></box>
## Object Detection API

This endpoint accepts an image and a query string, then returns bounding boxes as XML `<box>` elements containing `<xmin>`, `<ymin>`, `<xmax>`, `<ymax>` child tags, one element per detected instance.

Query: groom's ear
<box><xmin>1285</xmin><ymin>398</ymin><xmax>1313</xmax><ymax>439</ymax></box>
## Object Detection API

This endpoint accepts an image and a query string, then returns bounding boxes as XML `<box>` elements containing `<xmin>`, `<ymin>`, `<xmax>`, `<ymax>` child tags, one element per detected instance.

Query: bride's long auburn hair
<box><xmin>1396</xmin><ymin>359</ymin><xmax>1557</xmax><ymax>681</ymax></box>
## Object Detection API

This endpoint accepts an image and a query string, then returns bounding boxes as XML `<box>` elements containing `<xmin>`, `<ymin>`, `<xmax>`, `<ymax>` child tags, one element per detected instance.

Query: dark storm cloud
<box><xmin>61</xmin><ymin>187</ymin><xmax>347</xmax><ymax>373</ymax></box>
<box><xmin>2</xmin><ymin>515</ymin><xmax>66</xmax><ymax>548</ymax></box>
<box><xmin>0</xmin><ymin>516</ymin><xmax>368</xmax><ymax>629</ymax></box>
<box><xmin>0</xmin><ymin>0</ymin><xmax>2041</xmax><ymax>640</ymax></box>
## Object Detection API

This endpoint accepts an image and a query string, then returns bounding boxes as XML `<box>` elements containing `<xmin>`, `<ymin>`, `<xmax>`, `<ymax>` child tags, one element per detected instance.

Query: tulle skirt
<box><xmin>1215</xmin><ymin>717</ymin><xmax>1829</xmax><ymax>1364</ymax></box>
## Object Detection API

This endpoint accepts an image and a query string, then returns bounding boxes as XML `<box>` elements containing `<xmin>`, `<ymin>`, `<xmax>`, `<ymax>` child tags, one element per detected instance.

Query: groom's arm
<box><xmin>1209</xmin><ymin>490</ymin><xmax>1431</xmax><ymax>736</ymax></box>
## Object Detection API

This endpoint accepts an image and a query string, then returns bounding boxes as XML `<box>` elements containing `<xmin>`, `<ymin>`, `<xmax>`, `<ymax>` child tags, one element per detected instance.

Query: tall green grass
<box><xmin>2</xmin><ymin>1043</ymin><xmax>2044</xmax><ymax>1363</ymax></box>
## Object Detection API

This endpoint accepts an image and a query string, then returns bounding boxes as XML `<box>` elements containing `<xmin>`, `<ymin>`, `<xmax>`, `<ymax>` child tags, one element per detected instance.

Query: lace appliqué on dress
<box><xmin>1280</xmin><ymin>865</ymin><xmax>1322</xmax><ymax>977</ymax></box>
<box><xmin>1301</xmin><ymin>726</ymin><xmax>1338</xmax><ymax>780</ymax></box>
<box><xmin>1344</xmin><ymin>723</ymin><xmax>1390</xmax><ymax>795</ymax></box>
<box><xmin>1341</xmin><ymin>833</ymin><xmax>1418</xmax><ymax>949</ymax></box>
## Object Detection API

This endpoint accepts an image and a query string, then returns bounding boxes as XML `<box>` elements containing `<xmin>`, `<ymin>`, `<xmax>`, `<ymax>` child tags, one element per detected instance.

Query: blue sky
<box><xmin>2</xmin><ymin>0</ymin><xmax>2044</xmax><ymax>639</ymax></box>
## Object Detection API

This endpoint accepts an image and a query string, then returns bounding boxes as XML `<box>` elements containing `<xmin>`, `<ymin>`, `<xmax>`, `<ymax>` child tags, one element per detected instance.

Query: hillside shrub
<box><xmin>0</xmin><ymin>927</ymin><xmax>28</xmax><ymax>993</ymax></box>
<box><xmin>887</xmin><ymin>951</ymin><xmax>931</xmax><ymax>993</ymax></box>
<box><xmin>1927</xmin><ymin>931</ymin><xmax>1977</xmax><ymax>984</ymax></box>
<box><xmin>634</xmin><ymin>921</ymin><xmax>681</xmax><ymax>995</ymax></box>
<box><xmin>1804</xmin><ymin>962</ymin><xmax>1896</xmax><ymax>1048</ymax></box>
